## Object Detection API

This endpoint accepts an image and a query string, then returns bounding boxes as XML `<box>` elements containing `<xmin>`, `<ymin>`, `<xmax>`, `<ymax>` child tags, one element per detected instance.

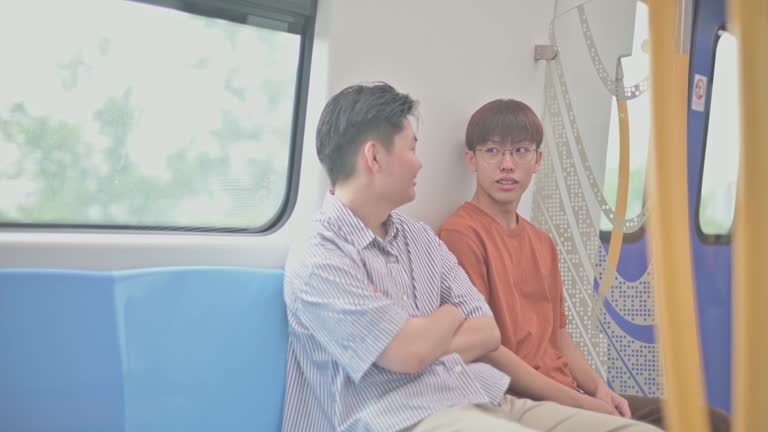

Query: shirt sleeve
<box><xmin>289</xmin><ymin>247</ymin><xmax>409</xmax><ymax>382</ymax></box>
<box><xmin>433</xmin><ymin>229</ymin><xmax>493</xmax><ymax>319</ymax></box>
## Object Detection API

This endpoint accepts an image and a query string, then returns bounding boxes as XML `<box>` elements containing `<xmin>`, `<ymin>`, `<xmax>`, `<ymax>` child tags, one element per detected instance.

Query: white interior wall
<box><xmin>318</xmin><ymin>0</ymin><xmax>557</xmax><ymax>227</ymax></box>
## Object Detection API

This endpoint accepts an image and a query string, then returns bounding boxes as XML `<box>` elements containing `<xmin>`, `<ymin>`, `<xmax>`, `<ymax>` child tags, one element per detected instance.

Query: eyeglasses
<box><xmin>475</xmin><ymin>144</ymin><xmax>538</xmax><ymax>165</ymax></box>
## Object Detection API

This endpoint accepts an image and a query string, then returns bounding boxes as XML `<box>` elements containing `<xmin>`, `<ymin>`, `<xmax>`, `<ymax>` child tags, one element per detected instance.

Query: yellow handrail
<box><xmin>729</xmin><ymin>0</ymin><xmax>768</xmax><ymax>431</ymax></box>
<box><xmin>594</xmin><ymin>99</ymin><xmax>630</xmax><ymax>318</ymax></box>
<box><xmin>646</xmin><ymin>0</ymin><xmax>710</xmax><ymax>431</ymax></box>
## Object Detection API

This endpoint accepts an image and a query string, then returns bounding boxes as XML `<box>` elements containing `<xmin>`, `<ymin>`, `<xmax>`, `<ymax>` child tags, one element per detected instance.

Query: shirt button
<box><xmin>453</xmin><ymin>366</ymin><xmax>463</xmax><ymax>374</ymax></box>
<box><xmin>402</xmin><ymin>295</ymin><xmax>408</xmax><ymax>301</ymax></box>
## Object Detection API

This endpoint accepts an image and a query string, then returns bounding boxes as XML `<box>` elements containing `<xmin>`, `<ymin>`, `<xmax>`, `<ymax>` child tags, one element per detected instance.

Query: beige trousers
<box><xmin>404</xmin><ymin>396</ymin><xmax>664</xmax><ymax>432</ymax></box>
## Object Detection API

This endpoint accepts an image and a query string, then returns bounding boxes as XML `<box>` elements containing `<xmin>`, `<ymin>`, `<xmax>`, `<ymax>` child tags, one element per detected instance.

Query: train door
<box><xmin>689</xmin><ymin>0</ymin><xmax>736</xmax><ymax>413</ymax></box>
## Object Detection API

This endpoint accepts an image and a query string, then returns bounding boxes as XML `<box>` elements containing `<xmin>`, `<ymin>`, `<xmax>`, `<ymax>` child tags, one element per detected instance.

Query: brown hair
<box><xmin>465</xmin><ymin>99</ymin><xmax>543</xmax><ymax>151</ymax></box>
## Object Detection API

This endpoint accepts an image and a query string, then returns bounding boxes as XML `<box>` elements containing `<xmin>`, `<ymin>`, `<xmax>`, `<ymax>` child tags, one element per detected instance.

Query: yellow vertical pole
<box><xmin>646</xmin><ymin>0</ymin><xmax>710</xmax><ymax>431</ymax></box>
<box><xmin>729</xmin><ymin>1</ymin><xmax>768</xmax><ymax>431</ymax></box>
<box><xmin>596</xmin><ymin>99</ymin><xmax>630</xmax><ymax>301</ymax></box>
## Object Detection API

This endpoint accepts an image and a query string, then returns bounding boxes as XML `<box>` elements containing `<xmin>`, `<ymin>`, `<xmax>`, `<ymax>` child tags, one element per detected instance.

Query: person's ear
<box><xmin>362</xmin><ymin>140</ymin><xmax>381</xmax><ymax>173</ymax></box>
<box><xmin>465</xmin><ymin>150</ymin><xmax>478</xmax><ymax>172</ymax></box>
<box><xmin>533</xmin><ymin>149</ymin><xmax>543</xmax><ymax>174</ymax></box>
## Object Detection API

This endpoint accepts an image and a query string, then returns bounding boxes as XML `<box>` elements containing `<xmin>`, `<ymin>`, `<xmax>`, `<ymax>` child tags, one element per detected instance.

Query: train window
<box><xmin>698</xmin><ymin>31</ymin><xmax>739</xmax><ymax>237</ymax></box>
<box><xmin>599</xmin><ymin>0</ymin><xmax>650</xmax><ymax>233</ymax></box>
<box><xmin>0</xmin><ymin>0</ymin><xmax>314</xmax><ymax>232</ymax></box>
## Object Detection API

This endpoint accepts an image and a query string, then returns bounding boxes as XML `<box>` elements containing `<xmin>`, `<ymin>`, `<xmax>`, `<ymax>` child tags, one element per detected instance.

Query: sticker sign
<box><xmin>692</xmin><ymin>74</ymin><xmax>707</xmax><ymax>112</ymax></box>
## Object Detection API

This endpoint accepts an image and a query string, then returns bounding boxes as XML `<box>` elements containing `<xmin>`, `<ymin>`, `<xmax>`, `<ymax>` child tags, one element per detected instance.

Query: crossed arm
<box><xmin>376</xmin><ymin>305</ymin><xmax>501</xmax><ymax>374</ymax></box>
<box><xmin>376</xmin><ymin>231</ymin><xmax>503</xmax><ymax>374</ymax></box>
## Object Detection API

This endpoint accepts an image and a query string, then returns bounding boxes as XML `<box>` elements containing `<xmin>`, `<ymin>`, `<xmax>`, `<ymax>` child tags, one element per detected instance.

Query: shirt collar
<box><xmin>320</xmin><ymin>192</ymin><xmax>400</xmax><ymax>249</ymax></box>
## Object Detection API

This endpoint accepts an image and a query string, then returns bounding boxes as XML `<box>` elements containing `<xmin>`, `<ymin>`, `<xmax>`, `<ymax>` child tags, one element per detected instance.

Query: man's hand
<box><xmin>594</xmin><ymin>384</ymin><xmax>631</xmax><ymax>418</ymax></box>
<box><xmin>575</xmin><ymin>393</ymin><xmax>620</xmax><ymax>416</ymax></box>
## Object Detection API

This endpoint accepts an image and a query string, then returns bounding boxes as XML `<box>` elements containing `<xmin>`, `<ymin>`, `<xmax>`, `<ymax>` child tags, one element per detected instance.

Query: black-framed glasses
<box><xmin>475</xmin><ymin>144</ymin><xmax>538</xmax><ymax>165</ymax></box>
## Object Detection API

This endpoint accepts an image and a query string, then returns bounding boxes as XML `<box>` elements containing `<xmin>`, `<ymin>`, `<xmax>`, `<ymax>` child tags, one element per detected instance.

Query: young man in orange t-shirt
<box><xmin>437</xmin><ymin>99</ymin><xmax>729</xmax><ymax>431</ymax></box>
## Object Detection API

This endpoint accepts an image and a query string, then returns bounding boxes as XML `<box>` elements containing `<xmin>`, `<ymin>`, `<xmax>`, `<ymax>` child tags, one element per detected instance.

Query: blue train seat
<box><xmin>0</xmin><ymin>267</ymin><xmax>288</xmax><ymax>432</ymax></box>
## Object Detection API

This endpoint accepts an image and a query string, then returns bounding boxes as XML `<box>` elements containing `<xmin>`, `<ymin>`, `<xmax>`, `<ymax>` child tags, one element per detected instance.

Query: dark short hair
<box><xmin>316</xmin><ymin>82</ymin><xmax>417</xmax><ymax>185</ymax></box>
<box><xmin>465</xmin><ymin>99</ymin><xmax>543</xmax><ymax>151</ymax></box>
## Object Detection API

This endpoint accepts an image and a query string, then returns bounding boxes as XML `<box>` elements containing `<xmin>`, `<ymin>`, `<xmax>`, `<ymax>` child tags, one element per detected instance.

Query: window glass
<box><xmin>699</xmin><ymin>31</ymin><xmax>739</xmax><ymax>236</ymax></box>
<box><xmin>0</xmin><ymin>0</ymin><xmax>302</xmax><ymax>230</ymax></box>
<box><xmin>600</xmin><ymin>1</ymin><xmax>650</xmax><ymax>232</ymax></box>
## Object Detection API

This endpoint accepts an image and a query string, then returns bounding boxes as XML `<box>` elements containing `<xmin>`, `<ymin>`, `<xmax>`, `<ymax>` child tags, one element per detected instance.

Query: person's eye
<box><xmin>485</xmin><ymin>147</ymin><xmax>500</xmax><ymax>154</ymax></box>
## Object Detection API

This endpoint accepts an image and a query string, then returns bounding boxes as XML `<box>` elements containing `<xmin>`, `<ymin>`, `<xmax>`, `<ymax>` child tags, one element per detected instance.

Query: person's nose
<box><xmin>498</xmin><ymin>150</ymin><xmax>516</xmax><ymax>170</ymax></box>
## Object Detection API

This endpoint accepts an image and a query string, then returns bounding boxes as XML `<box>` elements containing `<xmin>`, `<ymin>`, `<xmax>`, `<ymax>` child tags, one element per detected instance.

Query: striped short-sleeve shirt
<box><xmin>282</xmin><ymin>194</ymin><xmax>510</xmax><ymax>432</ymax></box>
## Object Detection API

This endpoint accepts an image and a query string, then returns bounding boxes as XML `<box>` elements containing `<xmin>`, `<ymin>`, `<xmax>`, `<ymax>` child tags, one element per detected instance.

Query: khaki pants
<box><xmin>404</xmin><ymin>396</ymin><xmax>663</xmax><ymax>432</ymax></box>
<box><xmin>623</xmin><ymin>394</ymin><xmax>730</xmax><ymax>432</ymax></box>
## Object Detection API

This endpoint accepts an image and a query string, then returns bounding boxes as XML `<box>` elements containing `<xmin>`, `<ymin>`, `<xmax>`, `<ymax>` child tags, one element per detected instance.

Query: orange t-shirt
<box><xmin>438</xmin><ymin>201</ymin><xmax>578</xmax><ymax>390</ymax></box>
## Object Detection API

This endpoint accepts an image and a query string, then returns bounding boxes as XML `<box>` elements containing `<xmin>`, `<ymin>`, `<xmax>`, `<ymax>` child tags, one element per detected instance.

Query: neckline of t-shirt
<box><xmin>463</xmin><ymin>201</ymin><xmax>525</xmax><ymax>237</ymax></box>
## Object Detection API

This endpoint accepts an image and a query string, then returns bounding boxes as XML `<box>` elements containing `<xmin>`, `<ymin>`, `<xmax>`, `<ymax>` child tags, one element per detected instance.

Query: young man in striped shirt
<box><xmin>282</xmin><ymin>83</ymin><xmax>660</xmax><ymax>432</ymax></box>
<box><xmin>437</xmin><ymin>98</ymin><xmax>729</xmax><ymax>432</ymax></box>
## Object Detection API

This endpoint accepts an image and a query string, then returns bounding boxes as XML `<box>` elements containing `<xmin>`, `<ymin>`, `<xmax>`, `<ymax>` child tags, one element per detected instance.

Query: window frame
<box><xmin>695</xmin><ymin>25</ymin><xmax>735</xmax><ymax>245</ymax></box>
<box><xmin>0</xmin><ymin>0</ymin><xmax>316</xmax><ymax>234</ymax></box>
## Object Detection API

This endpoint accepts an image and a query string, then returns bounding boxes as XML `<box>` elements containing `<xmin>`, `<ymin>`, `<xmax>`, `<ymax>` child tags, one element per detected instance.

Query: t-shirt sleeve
<box><xmin>437</xmin><ymin>228</ymin><xmax>491</xmax><ymax>303</ymax></box>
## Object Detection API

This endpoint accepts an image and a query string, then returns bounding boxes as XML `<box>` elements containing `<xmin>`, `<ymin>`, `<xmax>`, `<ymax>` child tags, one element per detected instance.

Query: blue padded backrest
<box><xmin>0</xmin><ymin>267</ymin><xmax>288</xmax><ymax>432</ymax></box>
<box><xmin>114</xmin><ymin>267</ymin><xmax>287</xmax><ymax>432</ymax></box>
<box><xmin>0</xmin><ymin>269</ymin><xmax>126</xmax><ymax>432</ymax></box>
